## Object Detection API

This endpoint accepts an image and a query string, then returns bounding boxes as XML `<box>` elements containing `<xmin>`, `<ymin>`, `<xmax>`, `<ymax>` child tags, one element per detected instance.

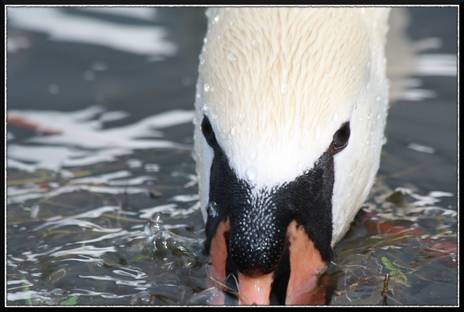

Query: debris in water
<box><xmin>384</xmin><ymin>190</ymin><xmax>407</xmax><ymax>206</ymax></box>
<box><xmin>381</xmin><ymin>256</ymin><xmax>409</xmax><ymax>287</ymax></box>
<box><xmin>7</xmin><ymin>115</ymin><xmax>62</xmax><ymax>135</ymax></box>
<box><xmin>60</xmin><ymin>296</ymin><xmax>78</xmax><ymax>306</ymax></box>
<box><xmin>149</xmin><ymin>189</ymin><xmax>163</xmax><ymax>199</ymax></box>
<box><xmin>381</xmin><ymin>273</ymin><xmax>390</xmax><ymax>305</ymax></box>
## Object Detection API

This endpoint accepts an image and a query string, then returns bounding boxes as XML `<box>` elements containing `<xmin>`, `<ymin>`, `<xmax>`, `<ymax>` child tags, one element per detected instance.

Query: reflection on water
<box><xmin>386</xmin><ymin>8</ymin><xmax>456</xmax><ymax>102</ymax></box>
<box><xmin>6</xmin><ymin>7</ymin><xmax>457</xmax><ymax>306</ymax></box>
<box><xmin>330</xmin><ymin>179</ymin><xmax>457</xmax><ymax>305</ymax></box>
<box><xmin>8</xmin><ymin>8</ymin><xmax>176</xmax><ymax>56</ymax></box>
<box><xmin>8</xmin><ymin>106</ymin><xmax>193</xmax><ymax>171</ymax></box>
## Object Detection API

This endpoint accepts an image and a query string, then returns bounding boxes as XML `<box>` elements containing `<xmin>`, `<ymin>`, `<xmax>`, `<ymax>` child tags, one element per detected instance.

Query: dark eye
<box><xmin>330</xmin><ymin>122</ymin><xmax>350</xmax><ymax>154</ymax></box>
<box><xmin>201</xmin><ymin>116</ymin><xmax>217</xmax><ymax>147</ymax></box>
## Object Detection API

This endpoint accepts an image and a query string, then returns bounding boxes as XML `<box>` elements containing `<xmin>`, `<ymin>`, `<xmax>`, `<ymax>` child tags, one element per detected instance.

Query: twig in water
<box><xmin>208</xmin><ymin>275</ymin><xmax>246</xmax><ymax>302</ymax></box>
<box><xmin>381</xmin><ymin>273</ymin><xmax>390</xmax><ymax>305</ymax></box>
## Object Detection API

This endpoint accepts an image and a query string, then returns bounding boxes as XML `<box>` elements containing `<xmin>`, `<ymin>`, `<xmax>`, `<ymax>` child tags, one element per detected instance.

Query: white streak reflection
<box><xmin>8</xmin><ymin>7</ymin><xmax>176</xmax><ymax>56</ymax></box>
<box><xmin>50</xmin><ymin>245</ymin><xmax>116</xmax><ymax>258</ymax></box>
<box><xmin>8</xmin><ymin>107</ymin><xmax>193</xmax><ymax>172</ymax></box>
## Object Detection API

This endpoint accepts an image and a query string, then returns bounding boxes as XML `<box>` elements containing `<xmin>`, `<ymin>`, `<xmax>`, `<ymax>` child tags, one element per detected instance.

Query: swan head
<box><xmin>194</xmin><ymin>8</ymin><xmax>390</xmax><ymax>304</ymax></box>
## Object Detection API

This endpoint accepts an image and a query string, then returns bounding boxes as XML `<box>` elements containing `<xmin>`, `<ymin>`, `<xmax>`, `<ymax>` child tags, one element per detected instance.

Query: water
<box><xmin>6</xmin><ymin>7</ymin><xmax>457</xmax><ymax>306</ymax></box>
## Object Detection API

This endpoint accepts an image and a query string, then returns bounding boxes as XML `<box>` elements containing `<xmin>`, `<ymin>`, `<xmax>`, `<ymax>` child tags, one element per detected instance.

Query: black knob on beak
<box><xmin>228</xmin><ymin>195</ymin><xmax>292</xmax><ymax>276</ymax></box>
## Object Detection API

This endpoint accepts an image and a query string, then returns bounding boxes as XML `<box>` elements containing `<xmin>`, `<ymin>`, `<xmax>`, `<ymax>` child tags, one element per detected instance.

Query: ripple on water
<box><xmin>7</xmin><ymin>7</ymin><xmax>457</xmax><ymax>306</ymax></box>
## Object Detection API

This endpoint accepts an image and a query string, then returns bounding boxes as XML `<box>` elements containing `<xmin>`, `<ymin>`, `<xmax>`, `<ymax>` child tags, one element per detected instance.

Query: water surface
<box><xmin>6</xmin><ymin>7</ymin><xmax>457</xmax><ymax>306</ymax></box>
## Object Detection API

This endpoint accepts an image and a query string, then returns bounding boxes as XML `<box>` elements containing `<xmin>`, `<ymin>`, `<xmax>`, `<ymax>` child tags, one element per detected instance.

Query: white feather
<box><xmin>194</xmin><ymin>8</ymin><xmax>391</xmax><ymax>246</ymax></box>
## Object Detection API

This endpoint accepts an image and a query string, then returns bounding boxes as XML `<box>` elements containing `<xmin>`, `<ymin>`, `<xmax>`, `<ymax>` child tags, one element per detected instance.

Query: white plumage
<box><xmin>194</xmin><ymin>8</ymin><xmax>390</xmax><ymax>246</ymax></box>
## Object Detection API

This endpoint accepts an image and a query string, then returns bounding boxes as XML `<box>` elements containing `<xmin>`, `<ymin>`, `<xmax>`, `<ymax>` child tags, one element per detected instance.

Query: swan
<box><xmin>193</xmin><ymin>7</ymin><xmax>390</xmax><ymax>305</ymax></box>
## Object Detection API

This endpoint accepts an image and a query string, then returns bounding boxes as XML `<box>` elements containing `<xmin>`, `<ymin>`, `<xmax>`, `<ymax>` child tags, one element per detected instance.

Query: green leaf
<box><xmin>381</xmin><ymin>256</ymin><xmax>397</xmax><ymax>272</ymax></box>
<box><xmin>19</xmin><ymin>283</ymin><xmax>33</xmax><ymax>305</ymax></box>
<box><xmin>381</xmin><ymin>256</ymin><xmax>410</xmax><ymax>287</ymax></box>
<box><xmin>60</xmin><ymin>296</ymin><xmax>78</xmax><ymax>306</ymax></box>
<box><xmin>132</xmin><ymin>254</ymin><xmax>146</xmax><ymax>262</ymax></box>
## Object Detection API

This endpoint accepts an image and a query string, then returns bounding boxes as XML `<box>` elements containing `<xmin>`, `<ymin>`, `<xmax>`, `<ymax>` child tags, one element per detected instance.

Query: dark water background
<box><xmin>6</xmin><ymin>7</ymin><xmax>458</xmax><ymax>306</ymax></box>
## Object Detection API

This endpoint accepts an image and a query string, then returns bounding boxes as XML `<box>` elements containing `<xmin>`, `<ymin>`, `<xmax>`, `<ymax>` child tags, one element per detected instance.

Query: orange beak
<box><xmin>207</xmin><ymin>219</ymin><xmax>327</xmax><ymax>305</ymax></box>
